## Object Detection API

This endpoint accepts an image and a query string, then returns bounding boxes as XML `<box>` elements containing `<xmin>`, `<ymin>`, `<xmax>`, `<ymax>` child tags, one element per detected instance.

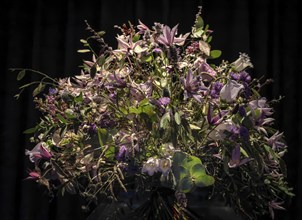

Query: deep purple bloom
<box><xmin>210</xmin><ymin>82</ymin><xmax>223</xmax><ymax>98</ymax></box>
<box><xmin>228</xmin><ymin>145</ymin><xmax>252</xmax><ymax>168</ymax></box>
<box><xmin>239</xmin><ymin>126</ymin><xmax>249</xmax><ymax>141</ymax></box>
<box><xmin>25</xmin><ymin>142</ymin><xmax>52</xmax><ymax>163</ymax></box>
<box><xmin>89</xmin><ymin>123</ymin><xmax>98</xmax><ymax>134</ymax></box>
<box><xmin>230</xmin><ymin>72</ymin><xmax>240</xmax><ymax>81</ymax></box>
<box><xmin>99</xmin><ymin>113</ymin><xmax>117</xmax><ymax>128</ymax></box>
<box><xmin>116</xmin><ymin>145</ymin><xmax>128</xmax><ymax>161</ymax></box>
<box><xmin>207</xmin><ymin>104</ymin><xmax>228</xmax><ymax>125</ymax></box>
<box><xmin>238</xmin><ymin>106</ymin><xmax>247</xmax><ymax>117</ymax></box>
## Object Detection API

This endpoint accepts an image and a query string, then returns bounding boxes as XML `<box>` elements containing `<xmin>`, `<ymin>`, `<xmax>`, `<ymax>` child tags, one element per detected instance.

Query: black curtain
<box><xmin>0</xmin><ymin>0</ymin><xmax>301</xmax><ymax>219</ymax></box>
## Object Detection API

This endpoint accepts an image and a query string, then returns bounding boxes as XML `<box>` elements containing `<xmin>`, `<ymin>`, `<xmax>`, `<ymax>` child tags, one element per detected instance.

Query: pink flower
<box><xmin>25</xmin><ymin>142</ymin><xmax>52</xmax><ymax>163</ymax></box>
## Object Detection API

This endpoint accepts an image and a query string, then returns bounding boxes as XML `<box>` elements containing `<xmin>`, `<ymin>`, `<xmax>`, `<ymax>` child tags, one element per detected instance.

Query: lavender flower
<box><xmin>220</xmin><ymin>80</ymin><xmax>244</xmax><ymax>103</ymax></box>
<box><xmin>228</xmin><ymin>145</ymin><xmax>252</xmax><ymax>168</ymax></box>
<box><xmin>181</xmin><ymin>69</ymin><xmax>206</xmax><ymax>102</ymax></box>
<box><xmin>157</xmin><ymin>24</ymin><xmax>189</xmax><ymax>47</ymax></box>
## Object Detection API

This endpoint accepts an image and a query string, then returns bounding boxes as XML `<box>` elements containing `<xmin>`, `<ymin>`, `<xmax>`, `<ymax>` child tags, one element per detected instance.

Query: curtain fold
<box><xmin>0</xmin><ymin>0</ymin><xmax>300</xmax><ymax>219</ymax></box>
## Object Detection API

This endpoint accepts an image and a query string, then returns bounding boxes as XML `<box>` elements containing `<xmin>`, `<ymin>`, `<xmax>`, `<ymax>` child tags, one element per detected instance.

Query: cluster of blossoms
<box><xmin>20</xmin><ymin>9</ymin><xmax>292</xmax><ymax>219</ymax></box>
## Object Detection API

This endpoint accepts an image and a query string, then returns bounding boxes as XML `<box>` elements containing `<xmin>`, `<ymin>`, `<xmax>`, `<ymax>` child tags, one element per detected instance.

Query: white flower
<box><xmin>220</xmin><ymin>80</ymin><xmax>244</xmax><ymax>103</ymax></box>
<box><xmin>162</xmin><ymin>143</ymin><xmax>175</xmax><ymax>157</ymax></box>
<box><xmin>208</xmin><ymin>119</ymin><xmax>234</xmax><ymax>141</ymax></box>
<box><xmin>142</xmin><ymin>157</ymin><xmax>159</xmax><ymax>176</ymax></box>
<box><xmin>231</xmin><ymin>53</ymin><xmax>253</xmax><ymax>72</ymax></box>
<box><xmin>159</xmin><ymin>158</ymin><xmax>171</xmax><ymax>174</ymax></box>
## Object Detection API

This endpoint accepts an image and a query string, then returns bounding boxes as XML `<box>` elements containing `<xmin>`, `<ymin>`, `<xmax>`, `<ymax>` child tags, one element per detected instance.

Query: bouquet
<box><xmin>16</xmin><ymin>8</ymin><xmax>293</xmax><ymax>219</ymax></box>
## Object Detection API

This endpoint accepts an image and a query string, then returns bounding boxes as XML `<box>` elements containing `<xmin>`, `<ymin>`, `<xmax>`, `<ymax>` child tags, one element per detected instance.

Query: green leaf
<box><xmin>97</xmin><ymin>55</ymin><xmax>106</xmax><ymax>67</ymax></box>
<box><xmin>33</xmin><ymin>83</ymin><xmax>45</xmax><ymax>97</ymax></box>
<box><xmin>77</xmin><ymin>49</ymin><xmax>90</xmax><ymax>53</ymax></box>
<box><xmin>17</xmin><ymin>70</ymin><xmax>26</xmax><ymax>81</ymax></box>
<box><xmin>74</xmin><ymin>93</ymin><xmax>83</xmax><ymax>103</ymax></box>
<box><xmin>178</xmin><ymin>176</ymin><xmax>194</xmax><ymax>193</ymax></box>
<box><xmin>174</xmin><ymin>112</ymin><xmax>181</xmax><ymax>125</ymax></box>
<box><xmin>23</xmin><ymin>126</ymin><xmax>37</xmax><ymax>134</ymax></box>
<box><xmin>104</xmin><ymin>145</ymin><xmax>115</xmax><ymax>161</ymax></box>
<box><xmin>210</xmin><ymin>50</ymin><xmax>222</xmax><ymax>59</ymax></box>
<box><xmin>160</xmin><ymin>112</ymin><xmax>171</xmax><ymax>129</ymax></box>
<box><xmin>195</xmin><ymin>16</ymin><xmax>204</xmax><ymax>29</ymax></box>
<box><xmin>141</xmin><ymin>54</ymin><xmax>153</xmax><ymax>62</ymax></box>
<box><xmin>241</xmin><ymin>116</ymin><xmax>254</xmax><ymax>129</ymax></box>
<box><xmin>80</xmin><ymin>39</ymin><xmax>87</xmax><ymax>44</ymax></box>
<box><xmin>56</xmin><ymin>114</ymin><xmax>68</xmax><ymax>124</ymax></box>
<box><xmin>132</xmin><ymin>34</ymin><xmax>140</xmax><ymax>42</ymax></box>
<box><xmin>194</xmin><ymin>173</ymin><xmax>215</xmax><ymax>187</ymax></box>
<box><xmin>97</xmin><ymin>31</ymin><xmax>106</xmax><ymax>37</ymax></box>
<box><xmin>189</xmin><ymin>124</ymin><xmax>201</xmax><ymax>130</ymax></box>
<box><xmin>97</xmin><ymin>128</ymin><xmax>108</xmax><ymax>147</ymax></box>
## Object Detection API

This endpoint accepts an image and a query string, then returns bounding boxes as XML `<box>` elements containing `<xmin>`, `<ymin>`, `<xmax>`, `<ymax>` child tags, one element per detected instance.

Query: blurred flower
<box><xmin>142</xmin><ymin>157</ymin><xmax>159</xmax><ymax>176</ymax></box>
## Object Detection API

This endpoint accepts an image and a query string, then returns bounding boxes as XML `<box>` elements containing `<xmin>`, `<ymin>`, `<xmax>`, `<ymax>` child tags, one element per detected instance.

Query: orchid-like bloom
<box><xmin>266</xmin><ymin>131</ymin><xmax>286</xmax><ymax>150</ymax></box>
<box><xmin>130</xmin><ymin>80</ymin><xmax>153</xmax><ymax>102</ymax></box>
<box><xmin>137</xmin><ymin>20</ymin><xmax>150</xmax><ymax>34</ymax></box>
<box><xmin>25</xmin><ymin>142</ymin><xmax>52</xmax><ymax>163</ymax></box>
<box><xmin>142</xmin><ymin>157</ymin><xmax>159</xmax><ymax>176</ymax></box>
<box><xmin>231</xmin><ymin>53</ymin><xmax>254</xmax><ymax>72</ymax></box>
<box><xmin>115</xmin><ymin>35</ymin><xmax>147</xmax><ymax>55</ymax></box>
<box><xmin>249</xmin><ymin>98</ymin><xmax>273</xmax><ymax>117</ymax></box>
<box><xmin>26</xmin><ymin>171</ymin><xmax>41</xmax><ymax>180</ymax></box>
<box><xmin>181</xmin><ymin>69</ymin><xmax>207</xmax><ymax>103</ymax></box>
<box><xmin>269</xmin><ymin>200</ymin><xmax>285</xmax><ymax>220</ymax></box>
<box><xmin>228</xmin><ymin>145</ymin><xmax>252</xmax><ymax>168</ymax></box>
<box><xmin>220</xmin><ymin>80</ymin><xmax>244</xmax><ymax>103</ymax></box>
<box><xmin>207</xmin><ymin>104</ymin><xmax>228</xmax><ymax>126</ymax></box>
<box><xmin>157</xmin><ymin>24</ymin><xmax>189</xmax><ymax>47</ymax></box>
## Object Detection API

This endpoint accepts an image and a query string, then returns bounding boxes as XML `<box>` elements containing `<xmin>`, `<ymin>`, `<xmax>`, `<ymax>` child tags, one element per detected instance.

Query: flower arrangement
<box><xmin>16</xmin><ymin>8</ymin><xmax>293</xmax><ymax>220</ymax></box>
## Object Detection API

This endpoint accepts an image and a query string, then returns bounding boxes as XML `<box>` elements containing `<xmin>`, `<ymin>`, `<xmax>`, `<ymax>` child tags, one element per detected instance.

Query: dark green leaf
<box><xmin>194</xmin><ymin>173</ymin><xmax>215</xmax><ymax>187</ymax></box>
<box><xmin>195</xmin><ymin>16</ymin><xmax>204</xmax><ymax>29</ymax></box>
<box><xmin>17</xmin><ymin>70</ymin><xmax>26</xmax><ymax>81</ymax></box>
<box><xmin>90</xmin><ymin>64</ymin><xmax>97</xmax><ymax>79</ymax></box>
<box><xmin>97</xmin><ymin>55</ymin><xmax>106</xmax><ymax>67</ymax></box>
<box><xmin>178</xmin><ymin>176</ymin><xmax>193</xmax><ymax>193</ymax></box>
<box><xmin>56</xmin><ymin>114</ymin><xmax>68</xmax><ymax>124</ymax></box>
<box><xmin>23</xmin><ymin>126</ymin><xmax>37</xmax><ymax>134</ymax></box>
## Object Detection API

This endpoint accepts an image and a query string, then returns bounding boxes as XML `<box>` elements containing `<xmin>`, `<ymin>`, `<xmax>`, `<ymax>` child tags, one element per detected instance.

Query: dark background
<box><xmin>0</xmin><ymin>0</ymin><xmax>301</xmax><ymax>219</ymax></box>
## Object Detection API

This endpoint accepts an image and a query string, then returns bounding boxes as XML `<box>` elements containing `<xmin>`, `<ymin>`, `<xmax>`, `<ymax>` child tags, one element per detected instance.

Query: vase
<box><xmin>85</xmin><ymin>188</ymin><xmax>243</xmax><ymax>220</ymax></box>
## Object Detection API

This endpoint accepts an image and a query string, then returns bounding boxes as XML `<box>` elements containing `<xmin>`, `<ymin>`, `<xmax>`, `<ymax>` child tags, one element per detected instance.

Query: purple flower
<box><xmin>157</xmin><ymin>24</ymin><xmax>189</xmax><ymax>47</ymax></box>
<box><xmin>210</xmin><ymin>82</ymin><xmax>223</xmax><ymax>98</ymax></box>
<box><xmin>49</xmin><ymin>87</ymin><xmax>58</xmax><ymax>95</ymax></box>
<box><xmin>25</xmin><ymin>142</ymin><xmax>52</xmax><ymax>163</ymax></box>
<box><xmin>238</xmin><ymin>105</ymin><xmax>247</xmax><ymax>117</ymax></box>
<box><xmin>181</xmin><ymin>69</ymin><xmax>206</xmax><ymax>102</ymax></box>
<box><xmin>266</xmin><ymin>131</ymin><xmax>286</xmax><ymax>150</ymax></box>
<box><xmin>239</xmin><ymin>126</ymin><xmax>249</xmax><ymax>141</ymax></box>
<box><xmin>228</xmin><ymin>145</ymin><xmax>252</xmax><ymax>168</ymax></box>
<box><xmin>269</xmin><ymin>200</ymin><xmax>285</xmax><ymax>220</ymax></box>
<box><xmin>207</xmin><ymin>104</ymin><xmax>228</xmax><ymax>125</ymax></box>
<box><xmin>137</xmin><ymin>20</ymin><xmax>150</xmax><ymax>34</ymax></box>
<box><xmin>130</xmin><ymin>81</ymin><xmax>153</xmax><ymax>102</ymax></box>
<box><xmin>116</xmin><ymin>145</ymin><xmax>129</xmax><ymax>161</ymax></box>
<box><xmin>158</xmin><ymin>97</ymin><xmax>170</xmax><ymax>106</ymax></box>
